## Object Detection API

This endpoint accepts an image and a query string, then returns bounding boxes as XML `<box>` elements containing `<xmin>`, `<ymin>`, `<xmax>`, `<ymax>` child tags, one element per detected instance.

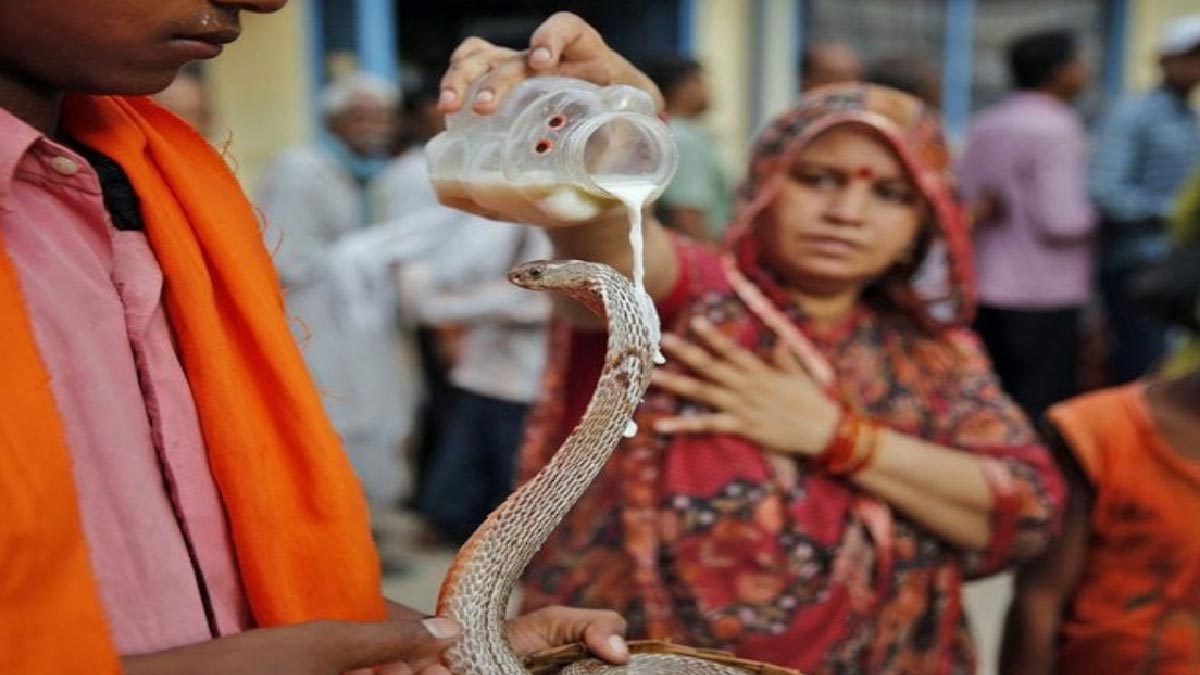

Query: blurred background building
<box><xmin>201</xmin><ymin>0</ymin><xmax>1198</xmax><ymax>190</ymax></box>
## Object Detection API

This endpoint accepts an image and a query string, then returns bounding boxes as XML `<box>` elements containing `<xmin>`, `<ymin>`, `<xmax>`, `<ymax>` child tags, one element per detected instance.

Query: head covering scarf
<box><xmin>521</xmin><ymin>84</ymin><xmax>1059</xmax><ymax>674</ymax></box>
<box><xmin>726</xmin><ymin>83</ymin><xmax>974</xmax><ymax>336</ymax></box>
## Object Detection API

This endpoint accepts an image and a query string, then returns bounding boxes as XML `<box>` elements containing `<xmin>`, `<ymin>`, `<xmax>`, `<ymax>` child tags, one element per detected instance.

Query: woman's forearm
<box><xmin>546</xmin><ymin>213</ymin><xmax>679</xmax><ymax>326</ymax></box>
<box><xmin>850</xmin><ymin>429</ymin><xmax>994</xmax><ymax>550</ymax></box>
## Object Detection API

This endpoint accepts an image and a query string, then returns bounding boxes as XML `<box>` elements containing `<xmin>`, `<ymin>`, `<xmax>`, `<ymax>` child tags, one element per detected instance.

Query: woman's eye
<box><xmin>873</xmin><ymin>182</ymin><xmax>917</xmax><ymax>204</ymax></box>
<box><xmin>794</xmin><ymin>170</ymin><xmax>840</xmax><ymax>189</ymax></box>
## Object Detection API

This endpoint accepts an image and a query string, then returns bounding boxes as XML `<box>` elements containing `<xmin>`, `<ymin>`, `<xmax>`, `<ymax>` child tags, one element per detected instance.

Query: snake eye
<box><xmin>529</xmin><ymin>268</ymin><xmax>543</xmax><ymax>278</ymax></box>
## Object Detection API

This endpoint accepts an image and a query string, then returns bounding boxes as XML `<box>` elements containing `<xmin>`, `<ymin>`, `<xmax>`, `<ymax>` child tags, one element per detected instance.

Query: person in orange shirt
<box><xmin>1000</xmin><ymin>243</ymin><xmax>1200</xmax><ymax>674</ymax></box>
<box><xmin>0</xmin><ymin>2</ymin><xmax>632</xmax><ymax>673</ymax></box>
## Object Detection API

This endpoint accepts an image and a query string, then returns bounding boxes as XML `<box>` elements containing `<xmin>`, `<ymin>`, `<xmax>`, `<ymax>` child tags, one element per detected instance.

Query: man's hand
<box><xmin>506</xmin><ymin>606</ymin><xmax>629</xmax><ymax>663</ymax></box>
<box><xmin>122</xmin><ymin>617</ymin><xmax>461</xmax><ymax>675</ymax></box>
<box><xmin>437</xmin><ymin>11</ymin><xmax>663</xmax><ymax>116</ymax></box>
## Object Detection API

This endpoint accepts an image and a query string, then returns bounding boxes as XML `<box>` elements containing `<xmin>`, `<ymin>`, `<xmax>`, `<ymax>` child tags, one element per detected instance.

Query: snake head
<box><xmin>509</xmin><ymin>259</ymin><xmax>617</xmax><ymax>319</ymax></box>
<box><xmin>508</xmin><ymin>259</ymin><xmax>598</xmax><ymax>291</ymax></box>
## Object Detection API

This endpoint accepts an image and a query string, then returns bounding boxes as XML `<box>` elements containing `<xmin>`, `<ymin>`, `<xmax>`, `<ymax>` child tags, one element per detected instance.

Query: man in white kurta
<box><xmin>255</xmin><ymin>73</ymin><xmax>415</xmax><ymax>509</ymax></box>
<box><xmin>333</xmin><ymin>132</ymin><xmax>552</xmax><ymax>543</ymax></box>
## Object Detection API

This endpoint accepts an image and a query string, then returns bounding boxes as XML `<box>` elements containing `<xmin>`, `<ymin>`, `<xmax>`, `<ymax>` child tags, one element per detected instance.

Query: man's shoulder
<box><xmin>260</xmin><ymin>145</ymin><xmax>339</xmax><ymax>183</ymax></box>
<box><xmin>270</xmin><ymin>144</ymin><xmax>329</xmax><ymax>167</ymax></box>
<box><xmin>965</xmin><ymin>99</ymin><xmax>1026</xmax><ymax>136</ymax></box>
<box><xmin>668</xmin><ymin>118</ymin><xmax>708</xmax><ymax>145</ymax></box>
<box><xmin>1103</xmin><ymin>92</ymin><xmax>1161</xmax><ymax>124</ymax></box>
<box><xmin>375</xmin><ymin>149</ymin><xmax>427</xmax><ymax>184</ymax></box>
<box><xmin>977</xmin><ymin>96</ymin><xmax>1078</xmax><ymax>134</ymax></box>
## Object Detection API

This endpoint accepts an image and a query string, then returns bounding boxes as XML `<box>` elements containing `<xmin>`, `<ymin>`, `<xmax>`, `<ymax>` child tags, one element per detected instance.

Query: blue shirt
<box><xmin>1088</xmin><ymin>87</ymin><xmax>1200</xmax><ymax>269</ymax></box>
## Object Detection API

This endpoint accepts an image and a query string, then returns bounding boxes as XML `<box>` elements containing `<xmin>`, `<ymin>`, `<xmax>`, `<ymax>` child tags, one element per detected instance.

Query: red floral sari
<box><xmin>520</xmin><ymin>85</ymin><xmax>1063</xmax><ymax>675</ymax></box>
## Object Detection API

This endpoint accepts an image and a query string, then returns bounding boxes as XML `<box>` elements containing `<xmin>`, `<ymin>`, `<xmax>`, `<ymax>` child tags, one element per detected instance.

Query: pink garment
<box><xmin>0</xmin><ymin>107</ymin><xmax>251</xmax><ymax>654</ymax></box>
<box><xmin>957</xmin><ymin>92</ymin><xmax>1097</xmax><ymax>309</ymax></box>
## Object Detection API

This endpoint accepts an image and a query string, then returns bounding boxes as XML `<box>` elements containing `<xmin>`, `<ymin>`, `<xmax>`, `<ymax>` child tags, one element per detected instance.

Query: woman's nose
<box><xmin>823</xmin><ymin>182</ymin><xmax>869</xmax><ymax>226</ymax></box>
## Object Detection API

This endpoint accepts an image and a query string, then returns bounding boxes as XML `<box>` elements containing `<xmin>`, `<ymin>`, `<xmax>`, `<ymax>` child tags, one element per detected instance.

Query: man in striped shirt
<box><xmin>1089</xmin><ymin>15</ymin><xmax>1200</xmax><ymax>384</ymax></box>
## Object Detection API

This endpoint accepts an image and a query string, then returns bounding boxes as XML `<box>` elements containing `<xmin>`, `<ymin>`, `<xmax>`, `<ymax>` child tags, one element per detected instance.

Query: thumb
<box><xmin>328</xmin><ymin>617</ymin><xmax>461</xmax><ymax>672</ymax></box>
<box><xmin>772</xmin><ymin>341</ymin><xmax>805</xmax><ymax>375</ymax></box>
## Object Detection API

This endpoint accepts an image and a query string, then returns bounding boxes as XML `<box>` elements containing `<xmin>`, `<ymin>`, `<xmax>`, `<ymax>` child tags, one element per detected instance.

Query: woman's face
<box><xmin>759</xmin><ymin>125</ymin><xmax>925</xmax><ymax>297</ymax></box>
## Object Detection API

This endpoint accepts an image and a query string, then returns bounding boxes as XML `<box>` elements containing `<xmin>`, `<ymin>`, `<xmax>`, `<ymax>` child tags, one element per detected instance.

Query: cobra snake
<box><xmin>435</xmin><ymin>259</ymin><xmax>752</xmax><ymax>674</ymax></box>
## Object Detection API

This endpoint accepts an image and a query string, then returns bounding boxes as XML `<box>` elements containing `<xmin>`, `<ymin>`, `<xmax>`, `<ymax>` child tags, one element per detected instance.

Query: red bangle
<box><xmin>817</xmin><ymin>404</ymin><xmax>882</xmax><ymax>476</ymax></box>
<box><xmin>816</xmin><ymin>404</ymin><xmax>859</xmax><ymax>471</ymax></box>
<box><xmin>835</xmin><ymin>422</ymin><xmax>881</xmax><ymax>476</ymax></box>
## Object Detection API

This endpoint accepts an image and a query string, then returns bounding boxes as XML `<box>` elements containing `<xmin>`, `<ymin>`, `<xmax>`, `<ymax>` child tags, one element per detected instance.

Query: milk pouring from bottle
<box><xmin>426</xmin><ymin>77</ymin><xmax>678</xmax><ymax>362</ymax></box>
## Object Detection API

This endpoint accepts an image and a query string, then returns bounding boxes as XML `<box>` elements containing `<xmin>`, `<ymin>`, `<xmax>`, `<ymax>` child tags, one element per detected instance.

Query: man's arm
<box><xmin>999</xmin><ymin>440</ymin><xmax>1091</xmax><ymax>675</ymax></box>
<box><xmin>122</xmin><ymin>617</ymin><xmax>459</xmax><ymax>675</ymax></box>
<box><xmin>1026</xmin><ymin>127</ymin><xmax>1097</xmax><ymax>244</ymax></box>
<box><xmin>1088</xmin><ymin>102</ymin><xmax>1169</xmax><ymax>223</ymax></box>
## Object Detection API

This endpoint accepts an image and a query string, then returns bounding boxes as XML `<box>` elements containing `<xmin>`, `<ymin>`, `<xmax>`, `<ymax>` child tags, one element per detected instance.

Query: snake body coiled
<box><xmin>436</xmin><ymin>260</ymin><xmax>751</xmax><ymax>674</ymax></box>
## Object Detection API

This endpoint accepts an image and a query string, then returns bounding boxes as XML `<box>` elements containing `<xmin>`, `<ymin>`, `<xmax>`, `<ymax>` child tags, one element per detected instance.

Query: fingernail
<box><xmin>531</xmin><ymin>46</ymin><xmax>553</xmax><ymax>63</ymax></box>
<box><xmin>654</xmin><ymin>420</ymin><xmax>674</xmax><ymax>432</ymax></box>
<box><xmin>608</xmin><ymin>635</ymin><xmax>629</xmax><ymax>659</ymax></box>
<box><xmin>691</xmin><ymin>317</ymin><xmax>712</xmax><ymax>331</ymax></box>
<box><xmin>475</xmin><ymin>89</ymin><xmax>495</xmax><ymax>105</ymax></box>
<box><xmin>439</xmin><ymin>89</ymin><xmax>457</xmax><ymax>105</ymax></box>
<box><xmin>660</xmin><ymin>334</ymin><xmax>679</xmax><ymax>348</ymax></box>
<box><xmin>422</xmin><ymin>617</ymin><xmax>461</xmax><ymax>640</ymax></box>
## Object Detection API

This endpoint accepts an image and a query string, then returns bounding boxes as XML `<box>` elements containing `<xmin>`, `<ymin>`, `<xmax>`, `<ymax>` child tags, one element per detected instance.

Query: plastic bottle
<box><xmin>425</xmin><ymin>77</ymin><xmax>678</xmax><ymax>225</ymax></box>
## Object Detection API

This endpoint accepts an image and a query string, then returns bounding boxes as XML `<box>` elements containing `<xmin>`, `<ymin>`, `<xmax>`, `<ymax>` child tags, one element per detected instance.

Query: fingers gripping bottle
<box><xmin>426</xmin><ymin>77</ymin><xmax>678</xmax><ymax>364</ymax></box>
<box><xmin>425</xmin><ymin>77</ymin><xmax>678</xmax><ymax>225</ymax></box>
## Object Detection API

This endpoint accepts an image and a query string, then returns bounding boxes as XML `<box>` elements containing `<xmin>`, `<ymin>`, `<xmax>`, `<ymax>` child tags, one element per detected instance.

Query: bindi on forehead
<box><xmin>793</xmin><ymin>159</ymin><xmax>903</xmax><ymax>183</ymax></box>
<box><xmin>852</xmin><ymin>166</ymin><xmax>875</xmax><ymax>180</ymax></box>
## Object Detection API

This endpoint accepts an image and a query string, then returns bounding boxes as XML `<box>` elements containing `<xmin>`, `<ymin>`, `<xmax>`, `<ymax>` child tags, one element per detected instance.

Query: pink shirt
<box><xmin>0</xmin><ymin>107</ymin><xmax>252</xmax><ymax>654</ymax></box>
<box><xmin>957</xmin><ymin>92</ymin><xmax>1097</xmax><ymax>309</ymax></box>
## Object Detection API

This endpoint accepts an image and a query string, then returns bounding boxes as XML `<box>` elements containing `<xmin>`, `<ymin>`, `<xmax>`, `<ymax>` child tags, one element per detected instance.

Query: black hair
<box><xmin>1008</xmin><ymin>30</ymin><xmax>1077</xmax><ymax>89</ymax></box>
<box><xmin>866</xmin><ymin>55</ymin><xmax>937</xmax><ymax>102</ymax></box>
<box><xmin>1131</xmin><ymin>243</ymin><xmax>1200</xmax><ymax>334</ymax></box>
<box><xmin>393</xmin><ymin>75</ymin><xmax>443</xmax><ymax>152</ymax></box>
<box><xmin>640</xmin><ymin>55</ymin><xmax>703</xmax><ymax>103</ymax></box>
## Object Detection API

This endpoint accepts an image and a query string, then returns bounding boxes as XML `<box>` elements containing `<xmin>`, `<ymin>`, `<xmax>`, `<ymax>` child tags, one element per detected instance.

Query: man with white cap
<box><xmin>1089</xmin><ymin>14</ymin><xmax>1200</xmax><ymax>385</ymax></box>
<box><xmin>255</xmin><ymin>73</ymin><xmax>417</xmax><ymax>527</ymax></box>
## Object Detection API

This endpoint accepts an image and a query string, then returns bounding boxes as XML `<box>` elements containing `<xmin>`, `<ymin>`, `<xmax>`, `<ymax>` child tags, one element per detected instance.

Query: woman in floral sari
<box><xmin>438</xmin><ymin>15</ymin><xmax>1064</xmax><ymax>673</ymax></box>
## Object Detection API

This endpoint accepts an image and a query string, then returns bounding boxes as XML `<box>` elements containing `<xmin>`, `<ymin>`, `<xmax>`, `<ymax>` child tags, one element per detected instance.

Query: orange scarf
<box><xmin>0</xmin><ymin>96</ymin><xmax>385</xmax><ymax>672</ymax></box>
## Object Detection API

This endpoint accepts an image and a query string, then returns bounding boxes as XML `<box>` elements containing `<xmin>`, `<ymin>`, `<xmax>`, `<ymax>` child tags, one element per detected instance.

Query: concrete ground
<box><xmin>375</xmin><ymin>509</ymin><xmax>456</xmax><ymax>615</ymax></box>
<box><xmin>376</xmin><ymin>509</ymin><xmax>1013</xmax><ymax>674</ymax></box>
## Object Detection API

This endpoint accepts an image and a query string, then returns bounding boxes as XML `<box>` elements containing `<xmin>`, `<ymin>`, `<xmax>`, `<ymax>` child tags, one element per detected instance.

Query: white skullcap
<box><xmin>1159</xmin><ymin>15</ymin><xmax>1200</xmax><ymax>56</ymax></box>
<box><xmin>320</xmin><ymin>71</ymin><xmax>399</xmax><ymax>118</ymax></box>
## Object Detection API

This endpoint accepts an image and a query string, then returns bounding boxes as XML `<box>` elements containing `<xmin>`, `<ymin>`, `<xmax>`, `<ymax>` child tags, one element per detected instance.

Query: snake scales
<box><xmin>435</xmin><ymin>259</ymin><xmax>793</xmax><ymax>675</ymax></box>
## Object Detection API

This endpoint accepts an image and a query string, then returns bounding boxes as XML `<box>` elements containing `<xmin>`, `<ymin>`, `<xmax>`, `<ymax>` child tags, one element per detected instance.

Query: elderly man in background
<box><xmin>255</xmin><ymin>72</ymin><xmax>416</xmax><ymax>525</ymax></box>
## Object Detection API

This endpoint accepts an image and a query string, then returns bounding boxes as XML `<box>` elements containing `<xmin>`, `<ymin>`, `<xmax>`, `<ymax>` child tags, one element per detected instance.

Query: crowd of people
<box><xmin>3</xmin><ymin>1</ymin><xmax>1200</xmax><ymax>673</ymax></box>
<box><xmin>427</xmin><ymin>13</ymin><xmax>1200</xmax><ymax>675</ymax></box>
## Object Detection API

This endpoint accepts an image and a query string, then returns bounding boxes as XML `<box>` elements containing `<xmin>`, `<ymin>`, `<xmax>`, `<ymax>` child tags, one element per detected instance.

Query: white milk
<box><xmin>596</xmin><ymin>178</ymin><xmax>664</xmax><ymax>365</ymax></box>
<box><xmin>436</xmin><ymin>173</ymin><xmax>665</xmax><ymax>364</ymax></box>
